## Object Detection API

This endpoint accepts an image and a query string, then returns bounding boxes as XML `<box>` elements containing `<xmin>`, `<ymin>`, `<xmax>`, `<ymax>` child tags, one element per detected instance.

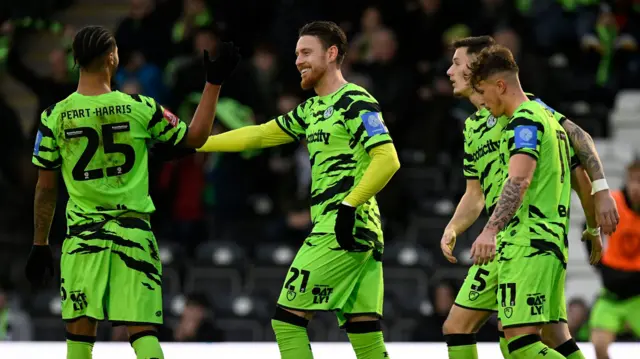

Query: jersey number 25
<box><xmin>64</xmin><ymin>122</ymin><xmax>135</xmax><ymax>181</ymax></box>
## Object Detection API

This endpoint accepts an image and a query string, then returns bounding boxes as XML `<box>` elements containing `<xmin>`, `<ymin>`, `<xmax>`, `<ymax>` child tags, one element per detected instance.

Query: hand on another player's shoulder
<box><xmin>440</xmin><ymin>228</ymin><xmax>457</xmax><ymax>263</ymax></box>
<box><xmin>471</xmin><ymin>229</ymin><xmax>496</xmax><ymax>266</ymax></box>
<box><xmin>582</xmin><ymin>229</ymin><xmax>603</xmax><ymax>266</ymax></box>
<box><xmin>203</xmin><ymin>42</ymin><xmax>241</xmax><ymax>85</ymax></box>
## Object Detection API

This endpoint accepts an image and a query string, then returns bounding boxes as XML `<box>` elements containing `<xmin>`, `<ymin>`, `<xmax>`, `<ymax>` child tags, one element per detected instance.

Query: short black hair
<box><xmin>468</xmin><ymin>45</ymin><xmax>519</xmax><ymax>92</ymax></box>
<box><xmin>298</xmin><ymin>21</ymin><xmax>348</xmax><ymax>65</ymax></box>
<box><xmin>72</xmin><ymin>26</ymin><xmax>116</xmax><ymax>70</ymax></box>
<box><xmin>452</xmin><ymin>36</ymin><xmax>496</xmax><ymax>56</ymax></box>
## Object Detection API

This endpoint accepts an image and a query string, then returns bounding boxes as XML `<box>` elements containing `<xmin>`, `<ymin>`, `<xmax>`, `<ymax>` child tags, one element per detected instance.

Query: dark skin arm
<box><xmin>34</xmin><ymin>170</ymin><xmax>58</xmax><ymax>245</ymax></box>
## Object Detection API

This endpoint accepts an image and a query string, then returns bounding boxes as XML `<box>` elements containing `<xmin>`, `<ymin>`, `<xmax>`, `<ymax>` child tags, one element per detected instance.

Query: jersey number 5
<box><xmin>65</xmin><ymin>122</ymin><xmax>135</xmax><ymax>181</ymax></box>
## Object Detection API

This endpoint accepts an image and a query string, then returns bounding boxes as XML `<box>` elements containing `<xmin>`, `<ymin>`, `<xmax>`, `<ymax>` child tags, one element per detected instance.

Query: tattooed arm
<box><xmin>34</xmin><ymin>170</ymin><xmax>58</xmax><ymax>245</ymax></box>
<box><xmin>562</xmin><ymin>118</ymin><xmax>619</xmax><ymax>234</ymax></box>
<box><xmin>485</xmin><ymin>154</ymin><xmax>536</xmax><ymax>232</ymax></box>
<box><xmin>561</xmin><ymin>119</ymin><xmax>604</xmax><ymax>180</ymax></box>
<box><xmin>471</xmin><ymin>154</ymin><xmax>536</xmax><ymax>265</ymax></box>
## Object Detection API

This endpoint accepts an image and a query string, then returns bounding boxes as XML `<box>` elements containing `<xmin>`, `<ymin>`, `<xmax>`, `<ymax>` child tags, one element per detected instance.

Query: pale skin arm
<box><xmin>561</xmin><ymin>119</ymin><xmax>619</xmax><ymax>234</ymax></box>
<box><xmin>441</xmin><ymin>180</ymin><xmax>485</xmax><ymax>263</ymax></box>
<box><xmin>571</xmin><ymin>166</ymin><xmax>604</xmax><ymax>265</ymax></box>
<box><xmin>471</xmin><ymin>154</ymin><xmax>536</xmax><ymax>265</ymax></box>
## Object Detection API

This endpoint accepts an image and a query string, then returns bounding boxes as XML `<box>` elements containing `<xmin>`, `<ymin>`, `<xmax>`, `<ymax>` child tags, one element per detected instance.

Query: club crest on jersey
<box><xmin>163</xmin><ymin>108</ymin><xmax>180</xmax><ymax>127</ymax></box>
<box><xmin>324</xmin><ymin>106</ymin><xmax>334</xmax><ymax>118</ymax></box>
<box><xmin>361</xmin><ymin>112</ymin><xmax>388</xmax><ymax>136</ymax></box>
<box><xmin>487</xmin><ymin>115</ymin><xmax>497</xmax><ymax>128</ymax></box>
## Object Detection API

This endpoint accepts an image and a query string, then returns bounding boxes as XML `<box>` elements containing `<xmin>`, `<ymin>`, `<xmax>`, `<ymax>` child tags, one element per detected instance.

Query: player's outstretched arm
<box><xmin>471</xmin><ymin>154</ymin><xmax>536</xmax><ymax>265</ymax></box>
<box><xmin>562</xmin><ymin>119</ymin><xmax>619</xmax><ymax>234</ymax></box>
<box><xmin>183</xmin><ymin>44</ymin><xmax>241</xmax><ymax>148</ymax></box>
<box><xmin>197</xmin><ymin>120</ymin><xmax>294</xmax><ymax>152</ymax></box>
<box><xmin>441</xmin><ymin>180</ymin><xmax>484</xmax><ymax>263</ymax></box>
<box><xmin>571</xmin><ymin>166</ymin><xmax>603</xmax><ymax>265</ymax></box>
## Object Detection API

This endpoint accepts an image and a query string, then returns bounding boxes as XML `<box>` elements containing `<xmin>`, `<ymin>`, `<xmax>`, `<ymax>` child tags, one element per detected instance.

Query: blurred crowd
<box><xmin>1</xmin><ymin>0</ymin><xmax>639</xmax><ymax>343</ymax></box>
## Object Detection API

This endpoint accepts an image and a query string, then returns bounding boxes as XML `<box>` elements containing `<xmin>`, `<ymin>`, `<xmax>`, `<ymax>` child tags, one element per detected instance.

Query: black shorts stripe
<box><xmin>112</xmin><ymin>249</ymin><xmax>162</xmax><ymax>286</ymax></box>
<box><xmin>453</xmin><ymin>302</ymin><xmax>498</xmax><ymax>313</ymax></box>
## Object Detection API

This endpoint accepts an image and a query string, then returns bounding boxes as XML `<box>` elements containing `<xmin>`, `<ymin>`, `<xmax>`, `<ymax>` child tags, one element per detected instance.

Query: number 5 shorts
<box><xmin>276</xmin><ymin>233</ymin><xmax>384</xmax><ymax>327</ymax></box>
<box><xmin>60</xmin><ymin>217</ymin><xmax>164</xmax><ymax>325</ymax></box>
<box><xmin>454</xmin><ymin>260</ymin><xmax>500</xmax><ymax>313</ymax></box>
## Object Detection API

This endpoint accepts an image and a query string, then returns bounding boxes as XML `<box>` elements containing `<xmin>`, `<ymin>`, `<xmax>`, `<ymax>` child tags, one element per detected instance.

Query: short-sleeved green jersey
<box><xmin>497</xmin><ymin>100</ymin><xmax>574</xmax><ymax>263</ymax></box>
<box><xmin>32</xmin><ymin>91</ymin><xmax>188</xmax><ymax>229</ymax></box>
<box><xmin>463</xmin><ymin>95</ymin><xmax>577</xmax><ymax>216</ymax></box>
<box><xmin>275</xmin><ymin>83</ymin><xmax>392</xmax><ymax>249</ymax></box>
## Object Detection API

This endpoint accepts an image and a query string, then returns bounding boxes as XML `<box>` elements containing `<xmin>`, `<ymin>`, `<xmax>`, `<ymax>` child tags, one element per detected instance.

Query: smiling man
<box><xmin>196</xmin><ymin>21</ymin><xmax>400</xmax><ymax>359</ymax></box>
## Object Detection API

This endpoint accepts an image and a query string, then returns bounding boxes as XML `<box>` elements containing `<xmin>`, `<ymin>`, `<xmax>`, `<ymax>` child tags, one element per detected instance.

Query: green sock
<box><xmin>131</xmin><ymin>334</ymin><xmax>164</xmax><ymax>359</ymax></box>
<box><xmin>508</xmin><ymin>334</ymin><xmax>565</xmax><ymax>359</ymax></box>
<box><xmin>499</xmin><ymin>332</ymin><xmax>511</xmax><ymax>359</ymax></box>
<box><xmin>66</xmin><ymin>339</ymin><xmax>93</xmax><ymax>359</ymax></box>
<box><xmin>555</xmin><ymin>339</ymin><xmax>586</xmax><ymax>359</ymax></box>
<box><xmin>444</xmin><ymin>334</ymin><xmax>478</xmax><ymax>359</ymax></box>
<box><xmin>347</xmin><ymin>332</ymin><xmax>389</xmax><ymax>358</ymax></box>
<box><xmin>271</xmin><ymin>318</ymin><xmax>313</xmax><ymax>359</ymax></box>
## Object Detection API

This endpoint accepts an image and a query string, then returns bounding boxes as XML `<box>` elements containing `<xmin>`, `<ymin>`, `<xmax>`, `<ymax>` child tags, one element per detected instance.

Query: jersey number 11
<box><xmin>65</xmin><ymin>122</ymin><xmax>135</xmax><ymax>181</ymax></box>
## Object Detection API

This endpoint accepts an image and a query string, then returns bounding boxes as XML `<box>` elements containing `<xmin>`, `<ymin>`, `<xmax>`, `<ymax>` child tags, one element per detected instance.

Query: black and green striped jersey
<box><xmin>32</xmin><ymin>91</ymin><xmax>188</xmax><ymax>228</ymax></box>
<box><xmin>496</xmin><ymin>100</ymin><xmax>577</xmax><ymax>263</ymax></box>
<box><xmin>463</xmin><ymin>95</ymin><xmax>578</xmax><ymax>216</ymax></box>
<box><xmin>275</xmin><ymin>83</ymin><xmax>392</xmax><ymax>249</ymax></box>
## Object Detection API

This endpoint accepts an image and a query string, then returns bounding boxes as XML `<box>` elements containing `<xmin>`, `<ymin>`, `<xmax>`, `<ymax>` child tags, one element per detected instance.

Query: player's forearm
<box><xmin>562</xmin><ymin>119</ymin><xmax>605</xmax><ymax>181</ymax></box>
<box><xmin>33</xmin><ymin>181</ymin><xmax>57</xmax><ymax>246</ymax></box>
<box><xmin>446</xmin><ymin>191</ymin><xmax>484</xmax><ymax>235</ymax></box>
<box><xmin>197</xmin><ymin>120</ymin><xmax>292</xmax><ymax>152</ymax></box>
<box><xmin>185</xmin><ymin>83</ymin><xmax>221</xmax><ymax>148</ymax></box>
<box><xmin>485</xmin><ymin>176</ymin><xmax>530</xmax><ymax>233</ymax></box>
<box><xmin>343</xmin><ymin>143</ymin><xmax>400</xmax><ymax>207</ymax></box>
<box><xmin>572</xmin><ymin>167</ymin><xmax>598</xmax><ymax>228</ymax></box>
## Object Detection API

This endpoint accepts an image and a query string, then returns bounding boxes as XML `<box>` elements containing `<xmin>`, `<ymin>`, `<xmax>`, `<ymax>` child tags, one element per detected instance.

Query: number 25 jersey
<box><xmin>32</xmin><ymin>91</ymin><xmax>188</xmax><ymax>226</ymax></box>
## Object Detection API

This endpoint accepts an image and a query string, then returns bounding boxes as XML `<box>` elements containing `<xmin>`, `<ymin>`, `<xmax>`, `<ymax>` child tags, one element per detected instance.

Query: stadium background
<box><xmin>0</xmin><ymin>0</ymin><xmax>639</xmax><ymax>349</ymax></box>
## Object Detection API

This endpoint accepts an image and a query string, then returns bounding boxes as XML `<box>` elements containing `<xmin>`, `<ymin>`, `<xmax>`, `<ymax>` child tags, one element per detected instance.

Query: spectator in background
<box><xmin>412</xmin><ymin>280</ymin><xmax>458</xmax><ymax>341</ymax></box>
<box><xmin>348</xmin><ymin>6</ymin><xmax>384</xmax><ymax>65</ymax></box>
<box><xmin>7</xmin><ymin>40</ymin><xmax>75</xmax><ymax>139</ymax></box>
<box><xmin>173</xmin><ymin>293</ymin><xmax>225</xmax><ymax>342</ymax></box>
<box><xmin>567</xmin><ymin>298</ymin><xmax>591</xmax><ymax>341</ymax></box>
<box><xmin>171</xmin><ymin>0</ymin><xmax>216</xmax><ymax>56</ymax></box>
<box><xmin>115</xmin><ymin>0</ymin><xmax>171</xmax><ymax>68</ymax></box>
<box><xmin>114</xmin><ymin>50</ymin><xmax>168</xmax><ymax>103</ymax></box>
<box><xmin>0</xmin><ymin>285</ymin><xmax>32</xmax><ymax>341</ymax></box>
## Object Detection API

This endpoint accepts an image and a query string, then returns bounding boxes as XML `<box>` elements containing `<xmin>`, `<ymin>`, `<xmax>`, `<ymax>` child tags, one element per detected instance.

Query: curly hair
<box><xmin>467</xmin><ymin>45</ymin><xmax>519</xmax><ymax>93</ymax></box>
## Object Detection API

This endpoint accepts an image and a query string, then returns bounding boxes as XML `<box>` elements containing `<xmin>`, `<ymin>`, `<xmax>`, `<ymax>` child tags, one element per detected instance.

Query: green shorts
<box><xmin>455</xmin><ymin>261</ymin><xmax>499</xmax><ymax>312</ymax></box>
<box><xmin>589</xmin><ymin>290</ymin><xmax>640</xmax><ymax>335</ymax></box>
<box><xmin>60</xmin><ymin>217</ymin><xmax>163</xmax><ymax>325</ymax></box>
<box><xmin>276</xmin><ymin>233</ymin><xmax>384</xmax><ymax>326</ymax></box>
<box><xmin>497</xmin><ymin>242</ymin><xmax>566</xmax><ymax>329</ymax></box>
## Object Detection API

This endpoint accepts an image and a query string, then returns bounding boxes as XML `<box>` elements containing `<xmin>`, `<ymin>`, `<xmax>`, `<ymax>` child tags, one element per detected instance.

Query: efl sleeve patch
<box><xmin>163</xmin><ymin>108</ymin><xmax>180</xmax><ymax>127</ymax></box>
<box><xmin>514</xmin><ymin>125</ymin><xmax>537</xmax><ymax>149</ymax></box>
<box><xmin>361</xmin><ymin>112</ymin><xmax>388</xmax><ymax>136</ymax></box>
<box><xmin>33</xmin><ymin>130</ymin><xmax>43</xmax><ymax>155</ymax></box>
<box><xmin>534</xmin><ymin>98</ymin><xmax>555</xmax><ymax>113</ymax></box>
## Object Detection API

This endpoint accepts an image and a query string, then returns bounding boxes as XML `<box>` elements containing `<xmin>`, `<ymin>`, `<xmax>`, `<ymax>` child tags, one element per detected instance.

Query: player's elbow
<box><xmin>184</xmin><ymin>131</ymin><xmax>209</xmax><ymax>148</ymax></box>
<box><xmin>511</xmin><ymin>175</ymin><xmax>532</xmax><ymax>191</ymax></box>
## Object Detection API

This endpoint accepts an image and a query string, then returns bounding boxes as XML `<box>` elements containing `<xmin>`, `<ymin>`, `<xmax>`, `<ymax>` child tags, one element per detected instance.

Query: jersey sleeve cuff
<box><xmin>275</xmin><ymin>119</ymin><xmax>302</xmax><ymax>141</ymax></box>
<box><xmin>510</xmin><ymin>150</ymin><xmax>539</xmax><ymax>161</ymax></box>
<box><xmin>464</xmin><ymin>175</ymin><xmax>479</xmax><ymax>179</ymax></box>
<box><xmin>365</xmin><ymin>139</ymin><xmax>393</xmax><ymax>153</ymax></box>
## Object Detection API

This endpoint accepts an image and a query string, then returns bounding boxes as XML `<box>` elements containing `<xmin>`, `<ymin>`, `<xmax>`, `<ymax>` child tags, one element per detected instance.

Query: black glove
<box><xmin>203</xmin><ymin>42</ymin><xmax>241</xmax><ymax>85</ymax></box>
<box><xmin>25</xmin><ymin>245</ymin><xmax>54</xmax><ymax>288</ymax></box>
<box><xmin>149</xmin><ymin>142</ymin><xmax>196</xmax><ymax>162</ymax></box>
<box><xmin>334</xmin><ymin>204</ymin><xmax>369</xmax><ymax>251</ymax></box>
